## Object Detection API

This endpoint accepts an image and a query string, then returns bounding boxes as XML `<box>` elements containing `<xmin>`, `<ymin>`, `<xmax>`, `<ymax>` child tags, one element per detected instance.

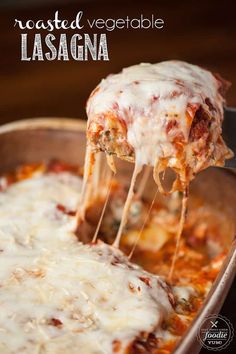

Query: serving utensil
<box><xmin>223</xmin><ymin>107</ymin><xmax>236</xmax><ymax>168</ymax></box>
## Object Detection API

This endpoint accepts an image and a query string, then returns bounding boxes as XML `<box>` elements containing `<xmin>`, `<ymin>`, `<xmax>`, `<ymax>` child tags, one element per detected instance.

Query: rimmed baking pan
<box><xmin>0</xmin><ymin>117</ymin><xmax>235</xmax><ymax>353</ymax></box>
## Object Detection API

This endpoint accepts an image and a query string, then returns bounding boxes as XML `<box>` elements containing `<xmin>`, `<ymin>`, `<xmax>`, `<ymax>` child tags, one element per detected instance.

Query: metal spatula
<box><xmin>223</xmin><ymin>107</ymin><xmax>236</xmax><ymax>168</ymax></box>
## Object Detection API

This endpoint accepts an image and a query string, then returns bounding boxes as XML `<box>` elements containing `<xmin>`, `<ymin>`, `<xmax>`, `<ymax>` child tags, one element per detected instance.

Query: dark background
<box><xmin>0</xmin><ymin>0</ymin><xmax>235</xmax><ymax>352</ymax></box>
<box><xmin>0</xmin><ymin>0</ymin><xmax>236</xmax><ymax>124</ymax></box>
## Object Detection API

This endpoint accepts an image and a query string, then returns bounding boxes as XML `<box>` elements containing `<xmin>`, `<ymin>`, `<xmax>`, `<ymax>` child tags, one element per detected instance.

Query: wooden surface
<box><xmin>0</xmin><ymin>0</ymin><xmax>235</xmax><ymax>352</ymax></box>
<box><xmin>0</xmin><ymin>0</ymin><xmax>236</xmax><ymax>124</ymax></box>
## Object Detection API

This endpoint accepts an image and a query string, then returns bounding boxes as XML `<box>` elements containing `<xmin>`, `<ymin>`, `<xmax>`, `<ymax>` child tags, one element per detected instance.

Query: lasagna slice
<box><xmin>86</xmin><ymin>60</ymin><xmax>232</xmax><ymax>193</ymax></box>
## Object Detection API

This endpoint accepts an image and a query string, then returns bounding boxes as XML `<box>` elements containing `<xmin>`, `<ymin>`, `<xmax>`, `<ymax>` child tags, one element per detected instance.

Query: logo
<box><xmin>197</xmin><ymin>314</ymin><xmax>234</xmax><ymax>351</ymax></box>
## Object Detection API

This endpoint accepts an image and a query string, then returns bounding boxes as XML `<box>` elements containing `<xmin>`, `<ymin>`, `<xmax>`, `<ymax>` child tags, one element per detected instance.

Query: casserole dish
<box><xmin>0</xmin><ymin>117</ymin><xmax>235</xmax><ymax>354</ymax></box>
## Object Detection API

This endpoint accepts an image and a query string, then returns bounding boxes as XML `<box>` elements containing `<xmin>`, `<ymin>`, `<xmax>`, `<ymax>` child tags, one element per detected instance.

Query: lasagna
<box><xmin>0</xmin><ymin>61</ymin><xmax>233</xmax><ymax>354</ymax></box>
<box><xmin>0</xmin><ymin>163</ymin><xmax>231</xmax><ymax>353</ymax></box>
<box><xmin>86</xmin><ymin>61</ymin><xmax>232</xmax><ymax>193</ymax></box>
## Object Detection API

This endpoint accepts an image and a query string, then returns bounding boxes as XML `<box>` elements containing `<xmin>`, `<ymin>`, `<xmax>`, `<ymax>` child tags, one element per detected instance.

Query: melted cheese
<box><xmin>0</xmin><ymin>173</ymin><xmax>173</xmax><ymax>354</ymax></box>
<box><xmin>87</xmin><ymin>61</ymin><xmax>230</xmax><ymax>177</ymax></box>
